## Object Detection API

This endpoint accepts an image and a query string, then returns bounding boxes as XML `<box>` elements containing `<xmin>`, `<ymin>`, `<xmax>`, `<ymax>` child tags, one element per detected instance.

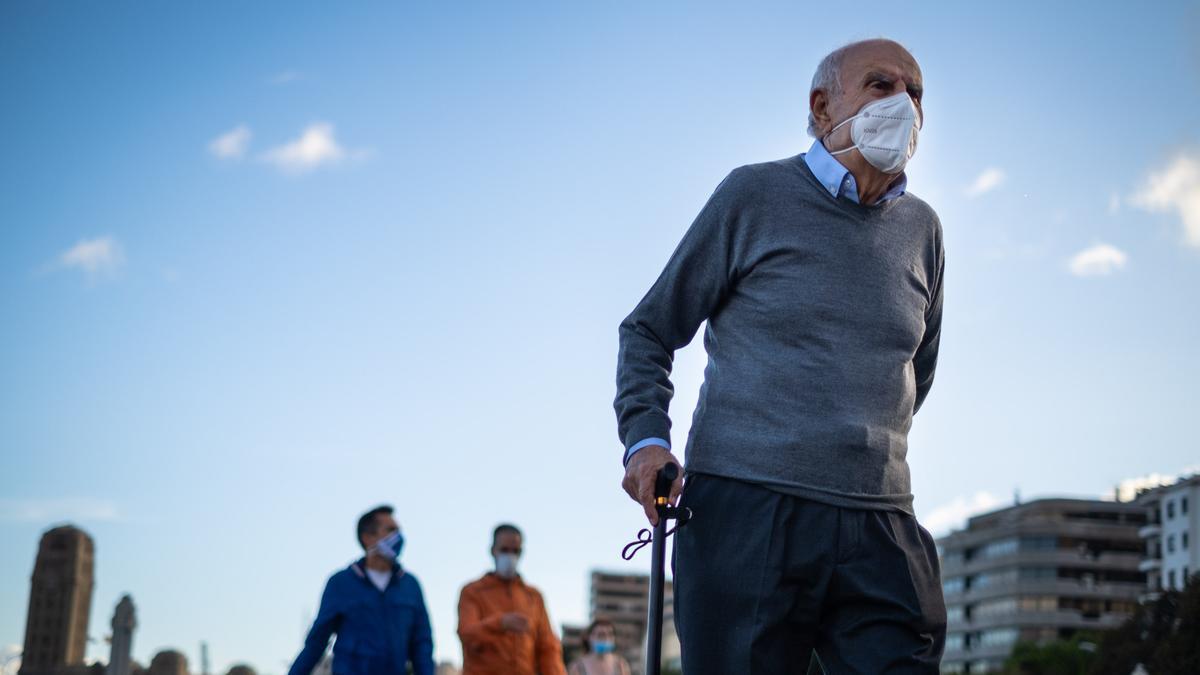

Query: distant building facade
<box><xmin>936</xmin><ymin>498</ymin><xmax>1146</xmax><ymax>674</ymax></box>
<box><xmin>1135</xmin><ymin>474</ymin><xmax>1199</xmax><ymax>598</ymax></box>
<box><xmin>562</xmin><ymin>571</ymin><xmax>679</xmax><ymax>675</ymax></box>
<box><xmin>20</xmin><ymin>525</ymin><xmax>96</xmax><ymax>675</ymax></box>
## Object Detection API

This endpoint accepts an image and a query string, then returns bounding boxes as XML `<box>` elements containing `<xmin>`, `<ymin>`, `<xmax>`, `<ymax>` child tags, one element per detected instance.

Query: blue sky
<box><xmin>2</xmin><ymin>0</ymin><xmax>1199</xmax><ymax>670</ymax></box>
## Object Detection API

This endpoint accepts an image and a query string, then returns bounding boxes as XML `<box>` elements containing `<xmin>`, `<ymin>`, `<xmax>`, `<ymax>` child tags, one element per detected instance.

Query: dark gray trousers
<box><xmin>673</xmin><ymin>473</ymin><xmax>946</xmax><ymax>674</ymax></box>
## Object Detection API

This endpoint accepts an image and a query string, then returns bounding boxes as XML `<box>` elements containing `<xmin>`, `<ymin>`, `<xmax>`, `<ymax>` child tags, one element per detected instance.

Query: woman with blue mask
<box><xmin>568</xmin><ymin>619</ymin><xmax>631</xmax><ymax>675</ymax></box>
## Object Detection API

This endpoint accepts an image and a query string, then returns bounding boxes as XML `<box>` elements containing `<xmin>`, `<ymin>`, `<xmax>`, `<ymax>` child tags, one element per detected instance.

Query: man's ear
<box><xmin>810</xmin><ymin>88</ymin><xmax>832</xmax><ymax>136</ymax></box>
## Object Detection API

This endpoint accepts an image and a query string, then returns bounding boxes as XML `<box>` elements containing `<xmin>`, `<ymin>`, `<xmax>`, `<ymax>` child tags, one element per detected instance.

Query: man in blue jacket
<box><xmin>288</xmin><ymin>505</ymin><xmax>435</xmax><ymax>675</ymax></box>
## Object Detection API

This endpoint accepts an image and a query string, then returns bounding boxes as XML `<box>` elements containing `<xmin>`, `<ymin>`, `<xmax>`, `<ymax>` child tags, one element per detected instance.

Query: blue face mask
<box><xmin>592</xmin><ymin>640</ymin><xmax>615</xmax><ymax>655</ymax></box>
<box><xmin>374</xmin><ymin>531</ymin><xmax>404</xmax><ymax>559</ymax></box>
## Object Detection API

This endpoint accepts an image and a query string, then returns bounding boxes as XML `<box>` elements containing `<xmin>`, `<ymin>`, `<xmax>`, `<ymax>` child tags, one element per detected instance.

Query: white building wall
<box><xmin>1160</xmin><ymin>482</ymin><xmax>1198</xmax><ymax>590</ymax></box>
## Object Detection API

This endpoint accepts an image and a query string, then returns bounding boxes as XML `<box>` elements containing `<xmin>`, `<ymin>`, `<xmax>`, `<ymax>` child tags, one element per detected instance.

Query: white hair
<box><xmin>808</xmin><ymin>39</ymin><xmax>908</xmax><ymax>137</ymax></box>
<box><xmin>806</xmin><ymin>44</ymin><xmax>854</xmax><ymax>137</ymax></box>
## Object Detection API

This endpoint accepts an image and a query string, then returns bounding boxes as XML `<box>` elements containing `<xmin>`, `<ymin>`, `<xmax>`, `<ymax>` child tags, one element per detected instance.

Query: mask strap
<box><xmin>823</xmin><ymin>113</ymin><xmax>858</xmax><ymax>156</ymax></box>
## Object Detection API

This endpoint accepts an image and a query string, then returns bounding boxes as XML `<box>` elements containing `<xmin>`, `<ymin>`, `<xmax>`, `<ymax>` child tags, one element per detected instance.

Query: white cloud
<box><xmin>1103</xmin><ymin>464</ymin><xmax>1200</xmax><ymax>502</ymax></box>
<box><xmin>922</xmin><ymin>491</ymin><xmax>1004</xmax><ymax>536</ymax></box>
<box><xmin>1103</xmin><ymin>473</ymin><xmax>1177</xmax><ymax>503</ymax></box>
<box><xmin>965</xmin><ymin>168</ymin><xmax>1006</xmax><ymax>197</ymax></box>
<box><xmin>260</xmin><ymin>123</ymin><xmax>363</xmax><ymax>174</ymax></box>
<box><xmin>1068</xmin><ymin>242</ymin><xmax>1128</xmax><ymax>277</ymax></box>
<box><xmin>0</xmin><ymin>497</ymin><xmax>120</xmax><ymax>523</ymax></box>
<box><xmin>209</xmin><ymin>124</ymin><xmax>252</xmax><ymax>159</ymax></box>
<box><xmin>1</xmin><ymin>645</ymin><xmax>21</xmax><ymax>675</ymax></box>
<box><xmin>1130</xmin><ymin>152</ymin><xmax>1200</xmax><ymax>248</ymax></box>
<box><xmin>58</xmin><ymin>236</ymin><xmax>124</xmax><ymax>277</ymax></box>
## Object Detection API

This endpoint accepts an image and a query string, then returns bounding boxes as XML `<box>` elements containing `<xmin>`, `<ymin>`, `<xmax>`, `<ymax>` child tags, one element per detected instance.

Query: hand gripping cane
<box><xmin>621</xmin><ymin>463</ymin><xmax>692</xmax><ymax>675</ymax></box>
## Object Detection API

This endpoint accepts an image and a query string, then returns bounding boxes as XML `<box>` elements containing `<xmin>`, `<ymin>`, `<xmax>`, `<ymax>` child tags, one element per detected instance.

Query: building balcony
<box><xmin>949</xmin><ymin>609</ymin><xmax>1132</xmax><ymax>633</ymax></box>
<box><xmin>1138</xmin><ymin>524</ymin><xmax>1162</xmax><ymax>539</ymax></box>
<box><xmin>1137</xmin><ymin>558</ymin><xmax>1162</xmax><ymax>573</ymax></box>
<box><xmin>942</xmin><ymin>642</ymin><xmax>1018</xmax><ymax>664</ymax></box>
<box><xmin>941</xmin><ymin>549</ymin><xmax>1145</xmax><ymax>576</ymax></box>
<box><xmin>944</xmin><ymin>579</ymin><xmax>1147</xmax><ymax>605</ymax></box>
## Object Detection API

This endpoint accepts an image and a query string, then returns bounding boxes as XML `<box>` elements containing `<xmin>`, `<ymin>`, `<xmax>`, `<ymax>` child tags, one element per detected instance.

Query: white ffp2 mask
<box><xmin>826</xmin><ymin>92</ymin><xmax>921</xmax><ymax>175</ymax></box>
<box><xmin>494</xmin><ymin>553</ymin><xmax>519</xmax><ymax>578</ymax></box>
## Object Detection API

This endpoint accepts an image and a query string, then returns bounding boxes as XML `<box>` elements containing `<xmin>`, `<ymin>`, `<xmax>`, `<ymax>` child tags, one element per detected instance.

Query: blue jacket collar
<box><xmin>350</xmin><ymin>558</ymin><xmax>404</xmax><ymax>585</ymax></box>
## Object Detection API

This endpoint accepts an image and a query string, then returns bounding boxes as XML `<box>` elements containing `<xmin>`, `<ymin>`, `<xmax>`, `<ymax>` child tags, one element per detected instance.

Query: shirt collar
<box><xmin>802</xmin><ymin>139</ymin><xmax>907</xmax><ymax>204</ymax></box>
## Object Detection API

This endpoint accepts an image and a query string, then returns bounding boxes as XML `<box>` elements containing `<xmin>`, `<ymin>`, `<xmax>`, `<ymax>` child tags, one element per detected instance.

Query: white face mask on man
<box><xmin>494</xmin><ymin>552</ymin><xmax>519</xmax><ymax>578</ymax></box>
<box><xmin>825</xmin><ymin>92</ymin><xmax>921</xmax><ymax>175</ymax></box>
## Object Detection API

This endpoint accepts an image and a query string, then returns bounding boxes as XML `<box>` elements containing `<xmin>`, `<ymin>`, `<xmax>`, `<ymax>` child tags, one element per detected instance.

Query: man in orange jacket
<box><xmin>457</xmin><ymin>524</ymin><xmax>566</xmax><ymax>675</ymax></box>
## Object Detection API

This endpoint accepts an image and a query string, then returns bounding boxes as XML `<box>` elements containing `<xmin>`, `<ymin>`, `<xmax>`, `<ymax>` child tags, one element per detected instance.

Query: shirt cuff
<box><xmin>624</xmin><ymin>437</ymin><xmax>670</xmax><ymax>466</ymax></box>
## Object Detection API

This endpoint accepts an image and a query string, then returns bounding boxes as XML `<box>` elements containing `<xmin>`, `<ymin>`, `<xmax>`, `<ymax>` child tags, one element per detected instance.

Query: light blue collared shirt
<box><xmin>801</xmin><ymin>139</ymin><xmax>908</xmax><ymax>204</ymax></box>
<box><xmin>623</xmin><ymin>141</ymin><xmax>910</xmax><ymax>466</ymax></box>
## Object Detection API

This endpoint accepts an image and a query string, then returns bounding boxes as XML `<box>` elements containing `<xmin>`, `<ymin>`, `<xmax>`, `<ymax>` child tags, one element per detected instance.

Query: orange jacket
<box><xmin>458</xmin><ymin>573</ymin><xmax>566</xmax><ymax>675</ymax></box>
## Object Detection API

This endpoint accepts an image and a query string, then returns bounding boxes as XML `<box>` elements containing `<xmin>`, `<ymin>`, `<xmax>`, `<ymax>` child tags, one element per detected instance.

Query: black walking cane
<box><xmin>622</xmin><ymin>463</ymin><xmax>692</xmax><ymax>675</ymax></box>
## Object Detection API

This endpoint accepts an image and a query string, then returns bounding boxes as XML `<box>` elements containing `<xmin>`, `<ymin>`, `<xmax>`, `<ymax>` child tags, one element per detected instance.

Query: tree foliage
<box><xmin>1003</xmin><ymin>633</ymin><xmax>1099</xmax><ymax>675</ymax></box>
<box><xmin>998</xmin><ymin>580</ymin><xmax>1200</xmax><ymax>674</ymax></box>
<box><xmin>1091</xmin><ymin>579</ymin><xmax>1198</xmax><ymax>675</ymax></box>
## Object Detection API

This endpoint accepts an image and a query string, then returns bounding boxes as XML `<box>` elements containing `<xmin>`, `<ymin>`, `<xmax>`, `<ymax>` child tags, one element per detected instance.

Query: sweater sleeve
<box><xmin>912</xmin><ymin>229</ymin><xmax>944</xmax><ymax>414</ymax></box>
<box><xmin>614</xmin><ymin>168</ymin><xmax>753</xmax><ymax>457</ymax></box>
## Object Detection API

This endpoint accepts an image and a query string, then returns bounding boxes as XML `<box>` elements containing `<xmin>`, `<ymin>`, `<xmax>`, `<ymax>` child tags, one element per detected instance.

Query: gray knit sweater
<box><xmin>614</xmin><ymin>154</ymin><xmax>944</xmax><ymax>514</ymax></box>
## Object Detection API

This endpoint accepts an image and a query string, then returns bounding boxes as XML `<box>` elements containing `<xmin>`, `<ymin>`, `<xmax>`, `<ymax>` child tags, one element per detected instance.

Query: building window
<box><xmin>1018</xmin><ymin>596</ymin><xmax>1058</xmax><ymax>612</ymax></box>
<box><xmin>1018</xmin><ymin>567</ymin><xmax>1056</xmax><ymax>581</ymax></box>
<box><xmin>975</xmin><ymin>598</ymin><xmax>1018</xmax><ymax>618</ymax></box>
<box><xmin>1168</xmin><ymin>500</ymin><xmax>1175</xmax><ymax>519</ymax></box>
<box><xmin>979</xmin><ymin>628</ymin><xmax>1019</xmax><ymax>648</ymax></box>
<box><xmin>1184</xmin><ymin>496</ymin><xmax>1189</xmax><ymax>514</ymax></box>
<box><xmin>1021</xmin><ymin>535</ymin><xmax>1059</xmax><ymax>551</ymax></box>
<box><xmin>1169</xmin><ymin>569</ymin><xmax>1177</xmax><ymax>589</ymax></box>
<box><xmin>1168</xmin><ymin>535</ymin><xmax>1176</xmax><ymax>554</ymax></box>
<box><xmin>979</xmin><ymin>538</ymin><xmax>1019</xmax><ymax>559</ymax></box>
<box><xmin>1184</xmin><ymin>532</ymin><xmax>1190</xmax><ymax>550</ymax></box>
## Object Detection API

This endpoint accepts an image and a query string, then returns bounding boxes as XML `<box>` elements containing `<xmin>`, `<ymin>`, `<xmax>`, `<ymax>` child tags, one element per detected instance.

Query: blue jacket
<box><xmin>288</xmin><ymin>559</ymin><xmax>435</xmax><ymax>675</ymax></box>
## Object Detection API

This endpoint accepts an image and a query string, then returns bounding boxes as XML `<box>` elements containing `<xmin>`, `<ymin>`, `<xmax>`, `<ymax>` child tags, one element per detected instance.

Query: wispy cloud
<box><xmin>0</xmin><ymin>497</ymin><xmax>120</xmax><ymax>523</ymax></box>
<box><xmin>966</xmin><ymin>168</ymin><xmax>1006</xmax><ymax>197</ymax></box>
<box><xmin>209</xmin><ymin>124</ymin><xmax>252</xmax><ymax>159</ymax></box>
<box><xmin>922</xmin><ymin>491</ymin><xmax>1004</xmax><ymax>536</ymax></box>
<box><xmin>1</xmin><ymin>645</ymin><xmax>20</xmax><ymax>675</ymax></box>
<box><xmin>1103</xmin><ymin>464</ymin><xmax>1200</xmax><ymax>502</ymax></box>
<box><xmin>270</xmin><ymin>70</ymin><xmax>303</xmax><ymax>85</ymax></box>
<box><xmin>260</xmin><ymin>123</ymin><xmax>368</xmax><ymax>174</ymax></box>
<box><xmin>1130</xmin><ymin>152</ymin><xmax>1200</xmax><ymax>248</ymax></box>
<box><xmin>1108</xmin><ymin>192</ymin><xmax>1121</xmax><ymax>215</ymax></box>
<box><xmin>1068</xmin><ymin>242</ymin><xmax>1128</xmax><ymax>277</ymax></box>
<box><xmin>57</xmin><ymin>236</ymin><xmax>124</xmax><ymax>278</ymax></box>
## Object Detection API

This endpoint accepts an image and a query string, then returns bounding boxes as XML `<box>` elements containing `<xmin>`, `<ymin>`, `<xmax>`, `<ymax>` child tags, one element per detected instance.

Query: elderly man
<box><xmin>615</xmin><ymin>39</ymin><xmax>946</xmax><ymax>673</ymax></box>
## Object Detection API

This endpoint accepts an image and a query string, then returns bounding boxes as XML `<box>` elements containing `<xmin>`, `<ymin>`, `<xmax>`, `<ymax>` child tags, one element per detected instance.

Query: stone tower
<box><xmin>107</xmin><ymin>596</ymin><xmax>137</xmax><ymax>675</ymax></box>
<box><xmin>20</xmin><ymin>525</ymin><xmax>95</xmax><ymax>675</ymax></box>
